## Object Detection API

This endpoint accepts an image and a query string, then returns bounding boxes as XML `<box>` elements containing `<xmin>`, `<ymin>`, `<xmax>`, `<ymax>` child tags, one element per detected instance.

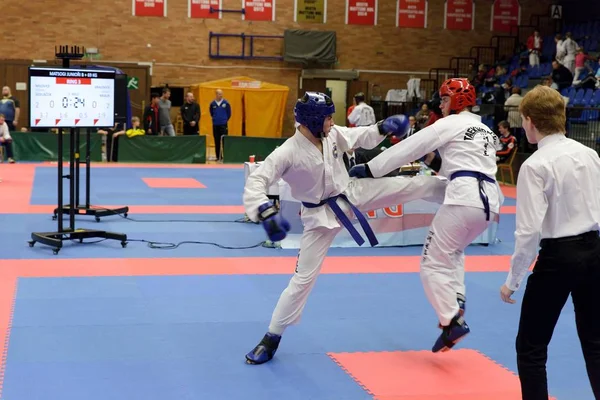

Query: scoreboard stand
<box><xmin>29</xmin><ymin>46</ymin><xmax>128</xmax><ymax>255</ymax></box>
<box><xmin>51</xmin><ymin>127</ymin><xmax>130</xmax><ymax>223</ymax></box>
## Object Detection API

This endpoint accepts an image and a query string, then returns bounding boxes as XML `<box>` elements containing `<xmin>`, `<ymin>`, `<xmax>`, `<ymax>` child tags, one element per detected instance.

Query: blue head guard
<box><xmin>294</xmin><ymin>92</ymin><xmax>335</xmax><ymax>138</ymax></box>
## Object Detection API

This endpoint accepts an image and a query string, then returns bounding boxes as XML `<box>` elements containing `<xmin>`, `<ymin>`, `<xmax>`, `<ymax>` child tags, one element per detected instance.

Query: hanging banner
<box><xmin>396</xmin><ymin>0</ymin><xmax>427</xmax><ymax>28</ymax></box>
<box><xmin>295</xmin><ymin>0</ymin><xmax>327</xmax><ymax>23</ymax></box>
<box><xmin>133</xmin><ymin>0</ymin><xmax>167</xmax><ymax>17</ymax></box>
<box><xmin>243</xmin><ymin>0</ymin><xmax>275</xmax><ymax>21</ymax></box>
<box><xmin>444</xmin><ymin>0</ymin><xmax>474</xmax><ymax>30</ymax></box>
<box><xmin>189</xmin><ymin>0</ymin><xmax>221</xmax><ymax>18</ymax></box>
<box><xmin>491</xmin><ymin>0</ymin><xmax>520</xmax><ymax>32</ymax></box>
<box><xmin>346</xmin><ymin>0</ymin><xmax>377</xmax><ymax>25</ymax></box>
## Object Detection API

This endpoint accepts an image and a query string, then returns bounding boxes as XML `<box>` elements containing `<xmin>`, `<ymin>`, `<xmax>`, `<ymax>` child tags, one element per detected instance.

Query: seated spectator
<box><xmin>550</xmin><ymin>60</ymin><xmax>574</xmax><ymax>91</ymax></box>
<box><xmin>415</xmin><ymin>103</ymin><xmax>430</xmax><ymax>130</ymax></box>
<box><xmin>496</xmin><ymin>120</ymin><xmax>517</xmax><ymax>163</ymax></box>
<box><xmin>0</xmin><ymin>114</ymin><xmax>15</xmax><ymax>163</ymax></box>
<box><xmin>574</xmin><ymin>47</ymin><xmax>598</xmax><ymax>82</ymax></box>
<box><xmin>113</xmin><ymin>117</ymin><xmax>145</xmax><ymax>139</ymax></box>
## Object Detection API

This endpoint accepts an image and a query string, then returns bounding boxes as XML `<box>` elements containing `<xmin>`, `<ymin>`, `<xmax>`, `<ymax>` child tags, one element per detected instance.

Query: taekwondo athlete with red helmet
<box><xmin>350</xmin><ymin>79</ymin><xmax>504</xmax><ymax>353</ymax></box>
<box><xmin>243</xmin><ymin>92</ymin><xmax>449</xmax><ymax>365</ymax></box>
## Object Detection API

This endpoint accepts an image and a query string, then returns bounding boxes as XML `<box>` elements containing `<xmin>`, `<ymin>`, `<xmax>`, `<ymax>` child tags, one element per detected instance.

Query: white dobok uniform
<box><xmin>367</xmin><ymin>111</ymin><xmax>504</xmax><ymax>326</ymax></box>
<box><xmin>348</xmin><ymin>102</ymin><xmax>376</xmax><ymax>126</ymax></box>
<box><xmin>244</xmin><ymin>124</ymin><xmax>448</xmax><ymax>335</ymax></box>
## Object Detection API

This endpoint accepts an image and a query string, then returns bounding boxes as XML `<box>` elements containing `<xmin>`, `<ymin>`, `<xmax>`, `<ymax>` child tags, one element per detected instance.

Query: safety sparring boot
<box><xmin>245</xmin><ymin>332</ymin><xmax>281</xmax><ymax>365</ymax></box>
<box><xmin>438</xmin><ymin>293</ymin><xmax>466</xmax><ymax>329</ymax></box>
<box><xmin>432</xmin><ymin>314</ymin><xmax>470</xmax><ymax>353</ymax></box>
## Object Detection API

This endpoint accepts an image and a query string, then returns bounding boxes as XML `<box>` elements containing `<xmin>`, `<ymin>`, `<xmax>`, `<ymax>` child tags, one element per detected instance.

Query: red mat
<box><xmin>328</xmin><ymin>349</ymin><xmax>556</xmax><ymax>400</ymax></box>
<box><xmin>142</xmin><ymin>177</ymin><xmax>206</xmax><ymax>188</ymax></box>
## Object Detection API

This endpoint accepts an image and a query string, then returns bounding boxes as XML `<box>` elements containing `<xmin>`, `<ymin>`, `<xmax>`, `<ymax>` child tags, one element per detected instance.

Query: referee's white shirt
<box><xmin>505</xmin><ymin>133</ymin><xmax>600</xmax><ymax>291</ymax></box>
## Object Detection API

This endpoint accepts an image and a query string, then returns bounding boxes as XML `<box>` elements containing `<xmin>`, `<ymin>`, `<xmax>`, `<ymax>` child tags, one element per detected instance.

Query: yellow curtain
<box><xmin>244</xmin><ymin>89</ymin><xmax>289</xmax><ymax>138</ymax></box>
<box><xmin>197</xmin><ymin>87</ymin><xmax>244</xmax><ymax>147</ymax></box>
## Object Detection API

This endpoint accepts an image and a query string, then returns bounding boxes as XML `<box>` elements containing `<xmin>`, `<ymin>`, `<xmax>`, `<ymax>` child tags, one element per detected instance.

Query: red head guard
<box><xmin>439</xmin><ymin>78</ymin><xmax>476</xmax><ymax>113</ymax></box>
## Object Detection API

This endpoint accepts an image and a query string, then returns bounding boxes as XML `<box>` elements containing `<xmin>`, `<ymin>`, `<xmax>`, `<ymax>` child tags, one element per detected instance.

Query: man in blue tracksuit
<box><xmin>209</xmin><ymin>89</ymin><xmax>231</xmax><ymax>161</ymax></box>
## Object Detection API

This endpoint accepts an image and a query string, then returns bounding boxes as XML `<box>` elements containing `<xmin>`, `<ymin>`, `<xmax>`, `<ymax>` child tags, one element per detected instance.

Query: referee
<box><xmin>500</xmin><ymin>85</ymin><xmax>600</xmax><ymax>399</ymax></box>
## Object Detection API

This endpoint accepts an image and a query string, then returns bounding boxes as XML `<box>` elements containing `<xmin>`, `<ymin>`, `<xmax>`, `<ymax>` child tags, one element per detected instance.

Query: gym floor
<box><xmin>0</xmin><ymin>162</ymin><xmax>590</xmax><ymax>399</ymax></box>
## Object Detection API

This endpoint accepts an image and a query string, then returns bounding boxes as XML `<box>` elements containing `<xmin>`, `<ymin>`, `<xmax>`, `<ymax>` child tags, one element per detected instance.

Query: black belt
<box><xmin>302</xmin><ymin>194</ymin><xmax>378</xmax><ymax>247</ymax></box>
<box><xmin>540</xmin><ymin>230</ymin><xmax>599</xmax><ymax>247</ymax></box>
<box><xmin>450</xmin><ymin>170</ymin><xmax>496</xmax><ymax>221</ymax></box>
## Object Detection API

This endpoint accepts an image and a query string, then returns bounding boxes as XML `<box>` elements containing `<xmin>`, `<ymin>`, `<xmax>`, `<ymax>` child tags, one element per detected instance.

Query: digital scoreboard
<box><xmin>29</xmin><ymin>67</ymin><xmax>116</xmax><ymax>128</ymax></box>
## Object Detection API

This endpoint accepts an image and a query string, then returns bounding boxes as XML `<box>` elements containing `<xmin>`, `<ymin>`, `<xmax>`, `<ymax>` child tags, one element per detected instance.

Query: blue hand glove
<box><xmin>378</xmin><ymin>114</ymin><xmax>410</xmax><ymax>139</ymax></box>
<box><xmin>258</xmin><ymin>202</ymin><xmax>290</xmax><ymax>242</ymax></box>
<box><xmin>348</xmin><ymin>163</ymin><xmax>373</xmax><ymax>179</ymax></box>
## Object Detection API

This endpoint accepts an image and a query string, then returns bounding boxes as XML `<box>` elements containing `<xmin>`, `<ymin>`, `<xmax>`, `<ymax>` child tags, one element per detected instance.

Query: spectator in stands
<box><xmin>180</xmin><ymin>92</ymin><xmax>201</xmax><ymax>136</ymax></box>
<box><xmin>554</xmin><ymin>34</ymin><xmax>566</xmax><ymax>65</ymax></box>
<box><xmin>159</xmin><ymin>88</ymin><xmax>175</xmax><ymax>136</ymax></box>
<box><xmin>541</xmin><ymin>77</ymin><xmax>552</xmax><ymax>87</ymax></box>
<box><xmin>562</xmin><ymin>32</ymin><xmax>578</xmax><ymax>74</ymax></box>
<box><xmin>527</xmin><ymin>30</ymin><xmax>543</xmax><ymax>67</ymax></box>
<box><xmin>348</xmin><ymin>92</ymin><xmax>376</xmax><ymax>127</ymax></box>
<box><xmin>504</xmin><ymin>87</ymin><xmax>524</xmax><ymax>145</ymax></box>
<box><xmin>143</xmin><ymin>93</ymin><xmax>160</xmax><ymax>135</ymax></box>
<box><xmin>0</xmin><ymin>87</ymin><xmax>19</xmax><ymax>131</ymax></box>
<box><xmin>496</xmin><ymin>120</ymin><xmax>517</xmax><ymax>163</ymax></box>
<box><xmin>209</xmin><ymin>89</ymin><xmax>231</xmax><ymax>161</ymax></box>
<box><xmin>0</xmin><ymin>114</ymin><xmax>15</xmax><ymax>163</ymax></box>
<box><xmin>574</xmin><ymin>47</ymin><xmax>598</xmax><ymax>83</ymax></box>
<box><xmin>415</xmin><ymin>103</ymin><xmax>430</xmax><ymax>129</ymax></box>
<box><xmin>551</xmin><ymin>60</ymin><xmax>574</xmax><ymax>91</ymax></box>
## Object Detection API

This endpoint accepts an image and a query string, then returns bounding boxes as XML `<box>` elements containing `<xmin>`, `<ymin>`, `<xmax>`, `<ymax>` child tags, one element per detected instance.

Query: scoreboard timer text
<box><xmin>29</xmin><ymin>67</ymin><xmax>116</xmax><ymax>128</ymax></box>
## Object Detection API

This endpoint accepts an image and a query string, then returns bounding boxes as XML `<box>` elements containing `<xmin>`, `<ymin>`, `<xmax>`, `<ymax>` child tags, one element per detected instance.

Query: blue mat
<box><xmin>3</xmin><ymin>274</ymin><xmax>594</xmax><ymax>400</ymax></box>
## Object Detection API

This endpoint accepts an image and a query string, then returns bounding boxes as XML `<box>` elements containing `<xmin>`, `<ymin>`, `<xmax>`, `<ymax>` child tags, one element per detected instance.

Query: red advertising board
<box><xmin>491</xmin><ymin>0</ymin><xmax>520</xmax><ymax>32</ymax></box>
<box><xmin>346</xmin><ymin>0</ymin><xmax>377</xmax><ymax>26</ymax></box>
<box><xmin>243</xmin><ymin>0</ymin><xmax>275</xmax><ymax>21</ymax></box>
<box><xmin>444</xmin><ymin>0</ymin><xmax>474</xmax><ymax>30</ymax></box>
<box><xmin>189</xmin><ymin>0</ymin><xmax>221</xmax><ymax>19</ymax></box>
<box><xmin>396</xmin><ymin>0</ymin><xmax>427</xmax><ymax>28</ymax></box>
<box><xmin>133</xmin><ymin>0</ymin><xmax>166</xmax><ymax>17</ymax></box>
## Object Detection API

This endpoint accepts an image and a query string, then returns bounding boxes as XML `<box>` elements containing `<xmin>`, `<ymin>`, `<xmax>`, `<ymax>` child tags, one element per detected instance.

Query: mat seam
<box><xmin>327</xmin><ymin>352</ymin><xmax>375</xmax><ymax>397</ymax></box>
<box><xmin>0</xmin><ymin>278</ymin><xmax>18</xmax><ymax>400</ymax></box>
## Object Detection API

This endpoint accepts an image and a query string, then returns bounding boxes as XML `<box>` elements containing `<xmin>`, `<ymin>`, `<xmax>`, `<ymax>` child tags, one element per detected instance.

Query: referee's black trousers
<box><xmin>516</xmin><ymin>230</ymin><xmax>600</xmax><ymax>400</ymax></box>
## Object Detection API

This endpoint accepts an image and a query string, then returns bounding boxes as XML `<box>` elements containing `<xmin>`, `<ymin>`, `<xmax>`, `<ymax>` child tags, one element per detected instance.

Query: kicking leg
<box><xmin>246</xmin><ymin>226</ymin><xmax>340</xmax><ymax>365</ymax></box>
<box><xmin>348</xmin><ymin>175</ymin><xmax>448</xmax><ymax>212</ymax></box>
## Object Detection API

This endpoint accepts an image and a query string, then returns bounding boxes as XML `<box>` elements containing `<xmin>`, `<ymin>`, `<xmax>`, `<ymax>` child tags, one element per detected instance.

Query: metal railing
<box><xmin>369</xmin><ymin>101</ymin><xmax>600</xmax><ymax>153</ymax></box>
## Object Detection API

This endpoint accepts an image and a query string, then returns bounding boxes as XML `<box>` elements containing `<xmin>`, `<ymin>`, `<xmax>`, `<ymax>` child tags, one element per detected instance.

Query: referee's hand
<box><xmin>500</xmin><ymin>284</ymin><xmax>516</xmax><ymax>304</ymax></box>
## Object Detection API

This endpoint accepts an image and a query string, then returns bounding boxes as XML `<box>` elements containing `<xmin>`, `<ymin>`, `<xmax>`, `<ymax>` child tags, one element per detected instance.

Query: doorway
<box><xmin>325</xmin><ymin>80</ymin><xmax>348</xmax><ymax>126</ymax></box>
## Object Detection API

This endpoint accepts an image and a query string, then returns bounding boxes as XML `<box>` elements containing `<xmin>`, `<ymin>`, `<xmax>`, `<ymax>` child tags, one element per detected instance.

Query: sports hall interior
<box><xmin>0</xmin><ymin>0</ymin><xmax>599</xmax><ymax>399</ymax></box>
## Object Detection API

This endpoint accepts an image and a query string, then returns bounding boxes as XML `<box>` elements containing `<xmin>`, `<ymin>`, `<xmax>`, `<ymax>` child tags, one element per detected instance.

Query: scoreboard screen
<box><xmin>29</xmin><ymin>67</ymin><xmax>116</xmax><ymax>128</ymax></box>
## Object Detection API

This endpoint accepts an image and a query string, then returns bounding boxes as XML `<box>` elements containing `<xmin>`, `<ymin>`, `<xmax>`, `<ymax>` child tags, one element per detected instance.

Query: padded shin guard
<box><xmin>245</xmin><ymin>333</ymin><xmax>281</xmax><ymax>365</ymax></box>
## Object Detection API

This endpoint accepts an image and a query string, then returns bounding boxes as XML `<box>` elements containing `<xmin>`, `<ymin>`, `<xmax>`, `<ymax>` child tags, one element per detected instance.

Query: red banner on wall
<box><xmin>491</xmin><ymin>0</ymin><xmax>520</xmax><ymax>32</ymax></box>
<box><xmin>189</xmin><ymin>0</ymin><xmax>221</xmax><ymax>19</ymax></box>
<box><xmin>243</xmin><ymin>0</ymin><xmax>275</xmax><ymax>21</ymax></box>
<box><xmin>346</xmin><ymin>0</ymin><xmax>377</xmax><ymax>25</ymax></box>
<box><xmin>133</xmin><ymin>0</ymin><xmax>167</xmax><ymax>17</ymax></box>
<box><xmin>396</xmin><ymin>0</ymin><xmax>427</xmax><ymax>28</ymax></box>
<box><xmin>444</xmin><ymin>0</ymin><xmax>474</xmax><ymax>30</ymax></box>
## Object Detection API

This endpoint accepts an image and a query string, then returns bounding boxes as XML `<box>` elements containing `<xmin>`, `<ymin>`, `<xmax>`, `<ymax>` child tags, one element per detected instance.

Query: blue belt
<box><xmin>302</xmin><ymin>194</ymin><xmax>379</xmax><ymax>247</ymax></box>
<box><xmin>450</xmin><ymin>171</ymin><xmax>496</xmax><ymax>221</ymax></box>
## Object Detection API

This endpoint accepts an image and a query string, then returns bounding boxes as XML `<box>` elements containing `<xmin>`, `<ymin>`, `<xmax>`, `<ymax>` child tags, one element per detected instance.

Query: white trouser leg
<box><xmin>268</xmin><ymin>226</ymin><xmax>341</xmax><ymax>335</ymax></box>
<box><xmin>529</xmin><ymin>52</ymin><xmax>539</xmax><ymax>67</ymax></box>
<box><xmin>419</xmin><ymin>205</ymin><xmax>496</xmax><ymax>326</ymax></box>
<box><xmin>348</xmin><ymin>175</ymin><xmax>447</xmax><ymax>211</ymax></box>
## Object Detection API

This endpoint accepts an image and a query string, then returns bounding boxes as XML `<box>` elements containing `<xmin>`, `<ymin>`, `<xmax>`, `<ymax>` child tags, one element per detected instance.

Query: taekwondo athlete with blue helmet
<box><xmin>349</xmin><ymin>78</ymin><xmax>504</xmax><ymax>353</ymax></box>
<box><xmin>243</xmin><ymin>92</ymin><xmax>449</xmax><ymax>365</ymax></box>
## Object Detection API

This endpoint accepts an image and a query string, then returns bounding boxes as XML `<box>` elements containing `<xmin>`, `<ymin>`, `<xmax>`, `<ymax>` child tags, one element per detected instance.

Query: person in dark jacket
<box><xmin>180</xmin><ymin>92</ymin><xmax>201</xmax><ymax>135</ymax></box>
<box><xmin>143</xmin><ymin>93</ymin><xmax>160</xmax><ymax>135</ymax></box>
<box><xmin>209</xmin><ymin>89</ymin><xmax>231</xmax><ymax>161</ymax></box>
